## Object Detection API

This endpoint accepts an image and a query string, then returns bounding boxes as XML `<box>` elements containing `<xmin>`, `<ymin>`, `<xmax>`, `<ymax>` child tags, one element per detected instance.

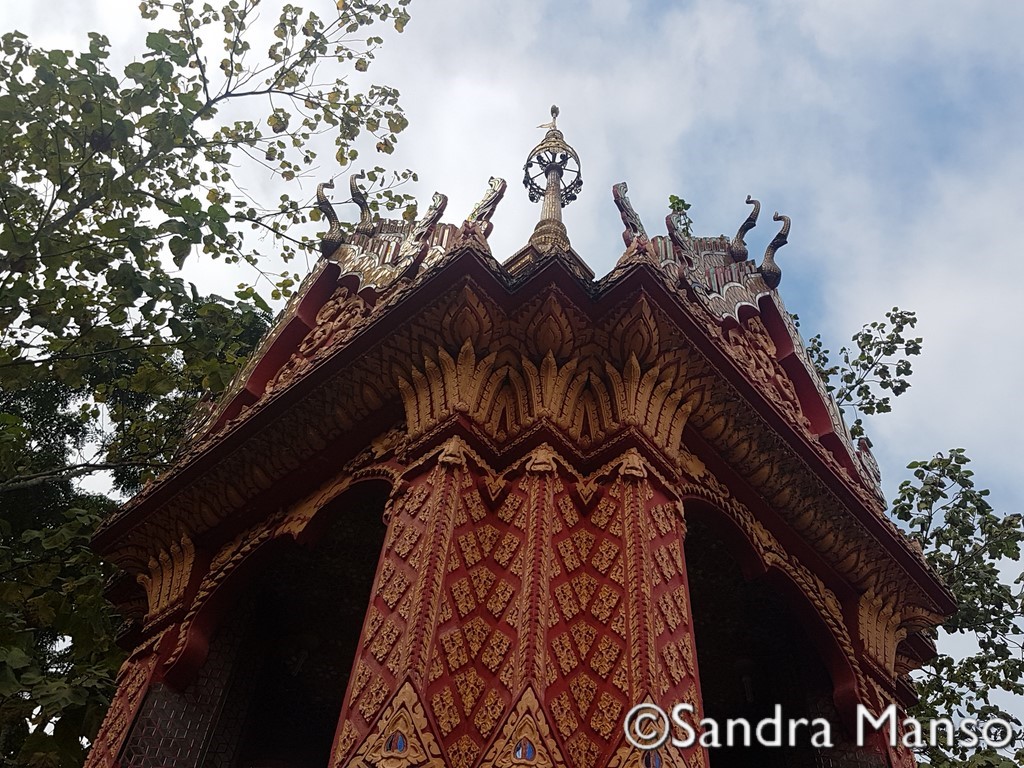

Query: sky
<box><xmin>5</xmin><ymin>0</ymin><xmax>1023</xmax><ymax>729</ymax></box>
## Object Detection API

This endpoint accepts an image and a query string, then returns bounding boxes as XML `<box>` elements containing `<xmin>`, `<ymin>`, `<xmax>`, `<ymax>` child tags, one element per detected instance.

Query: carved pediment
<box><xmin>479</xmin><ymin>688</ymin><xmax>566</xmax><ymax>768</ymax></box>
<box><xmin>347</xmin><ymin>681</ymin><xmax>445</xmax><ymax>768</ymax></box>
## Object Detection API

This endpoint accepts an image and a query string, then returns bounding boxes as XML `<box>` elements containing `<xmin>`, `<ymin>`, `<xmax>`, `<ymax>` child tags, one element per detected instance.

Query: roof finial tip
<box><xmin>537</xmin><ymin>105</ymin><xmax>560</xmax><ymax>131</ymax></box>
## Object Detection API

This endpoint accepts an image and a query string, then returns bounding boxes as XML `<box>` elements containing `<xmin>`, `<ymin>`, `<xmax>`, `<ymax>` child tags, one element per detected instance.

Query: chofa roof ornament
<box><xmin>523</xmin><ymin>105</ymin><xmax>583</xmax><ymax>253</ymax></box>
<box><xmin>759</xmin><ymin>211</ymin><xmax>788</xmax><ymax>289</ymax></box>
<box><xmin>728</xmin><ymin>195</ymin><xmax>760</xmax><ymax>263</ymax></box>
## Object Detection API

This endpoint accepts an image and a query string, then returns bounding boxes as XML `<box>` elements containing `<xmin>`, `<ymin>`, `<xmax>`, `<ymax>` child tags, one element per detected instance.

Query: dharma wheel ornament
<box><xmin>523</xmin><ymin>105</ymin><xmax>582</xmax><ymax>253</ymax></box>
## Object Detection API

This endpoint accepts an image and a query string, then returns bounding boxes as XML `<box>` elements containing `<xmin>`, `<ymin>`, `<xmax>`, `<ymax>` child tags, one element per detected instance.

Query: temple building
<box><xmin>86</xmin><ymin>108</ymin><xmax>955</xmax><ymax>768</ymax></box>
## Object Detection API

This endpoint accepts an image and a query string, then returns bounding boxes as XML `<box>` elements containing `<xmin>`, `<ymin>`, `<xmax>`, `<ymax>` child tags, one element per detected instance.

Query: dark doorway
<box><xmin>209</xmin><ymin>484</ymin><xmax>388</xmax><ymax>768</ymax></box>
<box><xmin>685</xmin><ymin>515</ymin><xmax>883</xmax><ymax>768</ymax></box>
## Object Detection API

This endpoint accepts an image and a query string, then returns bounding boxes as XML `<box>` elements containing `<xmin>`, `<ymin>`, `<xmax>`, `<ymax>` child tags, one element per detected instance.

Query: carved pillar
<box><xmin>602</xmin><ymin>452</ymin><xmax>707</xmax><ymax>768</ymax></box>
<box><xmin>330</xmin><ymin>437</ymin><xmax>483</xmax><ymax>766</ymax></box>
<box><xmin>865</xmin><ymin>680</ymin><xmax>918</xmax><ymax>768</ymax></box>
<box><xmin>83</xmin><ymin>634</ymin><xmax>165</xmax><ymax>768</ymax></box>
<box><xmin>331</xmin><ymin>440</ymin><xmax>709</xmax><ymax>768</ymax></box>
<box><xmin>513</xmin><ymin>448</ymin><xmax>558</xmax><ymax>690</ymax></box>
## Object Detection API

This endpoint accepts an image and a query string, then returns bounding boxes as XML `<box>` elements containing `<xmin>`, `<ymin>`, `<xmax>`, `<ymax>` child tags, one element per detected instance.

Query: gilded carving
<box><xmin>473</xmin><ymin>688</ymin><xmax>505</xmax><ymax>737</ymax></box>
<box><xmin>359</xmin><ymin>675</ymin><xmax>390</xmax><ymax>722</ymax></box>
<box><xmin>590</xmin><ymin>635</ymin><xmax>621</xmax><ymax>679</ymax></box>
<box><xmin>483</xmin><ymin>688</ymin><xmax>567</xmax><ymax>768</ymax></box>
<box><xmin>351</xmin><ymin>661</ymin><xmax>372</xmax><ymax>699</ymax></box>
<box><xmin>494</xmin><ymin>533</ymin><xmax>520</xmax><ymax>569</ymax></box>
<box><xmin>164</xmin><ymin>508</ymin><xmax>285</xmax><ymax>672</ymax></box>
<box><xmin>265</xmin><ymin>286</ymin><xmax>371</xmax><ymax>396</ymax></box>
<box><xmin>572</xmin><ymin>529</ymin><xmax>595</xmax><ymax>560</ymax></box>
<box><xmin>431</xmin><ymin>686</ymin><xmax>461</xmax><ymax>736</ymax></box>
<box><xmin>481</xmin><ymin>631</ymin><xmax>511</xmax><ymax>672</ymax></box>
<box><xmin>397</xmin><ymin>445</ymin><xmax>476</xmax><ymax>687</ymax></box>
<box><xmin>463</xmin><ymin>617</ymin><xmax>489</xmax><ymax>657</ymax></box>
<box><xmin>573</xmin><ymin>573</ymin><xmax>598</xmax><ymax>607</ymax></box>
<box><xmin>471</xmin><ymin>566</ymin><xmax>496</xmax><ymax>600</ymax></box>
<box><xmin>608</xmin><ymin>297</ymin><xmax>660</xmax><ymax>368</ymax></box>
<box><xmin>487</xmin><ymin>580</ymin><xmax>515</xmax><ymax>617</ymax></box>
<box><xmin>449</xmin><ymin>735</ymin><xmax>481</xmax><ymax>768</ymax></box>
<box><xmin>370</xmin><ymin>620</ymin><xmax>401</xmax><ymax>662</ymax></box>
<box><xmin>525</xmin><ymin>445</ymin><xmax>559</xmax><ymax>474</ymax></box>
<box><xmin>455</xmin><ymin>668</ymin><xmax>485</xmax><ymax>714</ymax></box>
<box><xmin>559</xmin><ymin>494</ymin><xmax>581</xmax><ymax>527</ymax></box>
<box><xmin>459</xmin><ymin>533</ymin><xmax>483</xmax><ymax>568</ymax></box>
<box><xmin>83</xmin><ymin>635</ymin><xmax>163</xmax><ymax>768</ymax></box>
<box><xmin>343</xmin><ymin>681</ymin><xmax>445</xmax><ymax>768</ymax></box>
<box><xmin>590</xmin><ymin>540</ymin><xmax>619</xmax><ymax>575</ymax></box>
<box><xmin>137</xmin><ymin>533</ymin><xmax>195</xmax><ymax>626</ymax></box>
<box><xmin>590</xmin><ymin>691</ymin><xmax>623</xmax><ymax>740</ymax></box>
<box><xmin>397</xmin><ymin>338</ymin><xmax>700</xmax><ymax>465</ymax></box>
<box><xmin>555</xmin><ymin>583</ymin><xmax>580</xmax><ymax>621</ymax></box>
<box><xmin>858</xmin><ymin>589</ymin><xmax>903</xmax><ymax>674</ymax></box>
<box><xmin>525</xmin><ymin>294</ymin><xmax>577</xmax><ymax>360</ymax></box>
<box><xmin>441</xmin><ymin>629</ymin><xmax>469</xmax><ymax>670</ymax></box>
<box><xmin>477</xmin><ymin>524</ymin><xmax>501</xmax><ymax>556</ymax></box>
<box><xmin>720</xmin><ymin>316</ymin><xmax>811</xmax><ymax>433</ymax></box>
<box><xmin>550</xmin><ymin>692</ymin><xmax>579</xmax><ymax>738</ymax></box>
<box><xmin>512</xmin><ymin>454</ymin><xmax>561</xmax><ymax>691</ymax></box>
<box><xmin>552</xmin><ymin>632</ymin><xmax>578</xmax><ymax>674</ymax></box>
<box><xmin>653</xmin><ymin>546</ymin><xmax>677</xmax><ymax>582</ymax></box>
<box><xmin>447</xmin><ymin>219</ymin><xmax>492</xmax><ymax>258</ymax></box>
<box><xmin>452</xmin><ymin>577</ymin><xmax>476</xmax><ymax>617</ymax></box>
<box><xmin>382</xmin><ymin>570</ymin><xmax>411</xmax><ymax>609</ymax></box>
<box><xmin>557</xmin><ymin>538</ymin><xmax>582</xmax><ymax>572</ymax></box>
<box><xmin>590</xmin><ymin>585</ymin><xmax>620</xmax><ymax>623</ymax></box>
<box><xmin>658</xmin><ymin>592</ymin><xmax>683</xmax><ymax>631</ymax></box>
<box><xmin>429</xmin><ymin>649</ymin><xmax>445</xmax><ymax>683</ymax></box>
<box><xmin>333</xmin><ymin>720</ymin><xmax>360</xmax><ymax>766</ymax></box>
<box><xmin>566</xmin><ymin>733</ymin><xmax>600</xmax><ymax>768</ymax></box>
<box><xmin>662</xmin><ymin>639</ymin><xmax>688</xmax><ymax>685</ymax></box>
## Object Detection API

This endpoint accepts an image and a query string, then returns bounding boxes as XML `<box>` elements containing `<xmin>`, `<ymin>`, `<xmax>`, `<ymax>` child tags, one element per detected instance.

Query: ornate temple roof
<box><xmin>93</xmin><ymin>109</ymin><xmax>955</xmax><ymax>629</ymax></box>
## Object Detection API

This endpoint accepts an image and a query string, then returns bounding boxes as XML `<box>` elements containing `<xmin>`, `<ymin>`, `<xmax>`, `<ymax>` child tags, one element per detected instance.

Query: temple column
<box><xmin>329</xmin><ymin>438</ymin><xmax>473</xmax><ymax>767</ymax></box>
<box><xmin>83</xmin><ymin>634</ymin><xmax>165</xmax><ymax>768</ymax></box>
<box><xmin>597</xmin><ymin>450</ymin><xmax>708</xmax><ymax>768</ymax></box>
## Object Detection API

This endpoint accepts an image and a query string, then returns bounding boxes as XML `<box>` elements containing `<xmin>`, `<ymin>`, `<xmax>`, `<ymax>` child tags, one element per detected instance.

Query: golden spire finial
<box><xmin>522</xmin><ymin>105</ymin><xmax>582</xmax><ymax>253</ymax></box>
<box><xmin>537</xmin><ymin>105</ymin><xmax>559</xmax><ymax>131</ymax></box>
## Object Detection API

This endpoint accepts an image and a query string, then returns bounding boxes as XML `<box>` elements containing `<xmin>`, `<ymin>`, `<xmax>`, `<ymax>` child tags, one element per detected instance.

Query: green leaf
<box><xmin>0</xmin><ymin>646</ymin><xmax>33</xmax><ymax>669</ymax></box>
<box><xmin>169</xmin><ymin>236</ymin><xmax>191</xmax><ymax>266</ymax></box>
<box><xmin>146</xmin><ymin>31</ymin><xmax>170</xmax><ymax>53</ymax></box>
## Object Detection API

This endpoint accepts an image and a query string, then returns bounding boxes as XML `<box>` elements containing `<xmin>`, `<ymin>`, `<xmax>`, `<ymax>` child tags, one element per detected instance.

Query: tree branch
<box><xmin>0</xmin><ymin>460</ymin><xmax>167</xmax><ymax>493</ymax></box>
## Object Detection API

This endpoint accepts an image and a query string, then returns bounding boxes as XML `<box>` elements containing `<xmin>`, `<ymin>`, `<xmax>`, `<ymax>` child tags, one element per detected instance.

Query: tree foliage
<box><xmin>806</xmin><ymin>307</ymin><xmax>922</xmax><ymax>438</ymax></box>
<box><xmin>0</xmin><ymin>1</ymin><xmax>416</xmax><ymax>763</ymax></box>
<box><xmin>0</xmin><ymin>490</ymin><xmax>119</xmax><ymax>765</ymax></box>
<box><xmin>667</xmin><ymin>194</ymin><xmax>693</xmax><ymax>238</ymax></box>
<box><xmin>0</xmin><ymin>0</ymin><xmax>417</xmax><ymax>484</ymax></box>
<box><xmin>812</xmin><ymin>311</ymin><xmax>1024</xmax><ymax>766</ymax></box>
<box><xmin>894</xmin><ymin>450</ymin><xmax>1024</xmax><ymax>767</ymax></box>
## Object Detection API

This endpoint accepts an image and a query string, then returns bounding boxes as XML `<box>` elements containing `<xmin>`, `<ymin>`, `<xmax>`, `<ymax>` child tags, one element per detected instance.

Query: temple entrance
<box><xmin>118</xmin><ymin>483</ymin><xmax>389</xmax><ymax>768</ymax></box>
<box><xmin>685</xmin><ymin>515</ymin><xmax>883</xmax><ymax>768</ymax></box>
<box><xmin>227</xmin><ymin>484</ymin><xmax>389</xmax><ymax>767</ymax></box>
